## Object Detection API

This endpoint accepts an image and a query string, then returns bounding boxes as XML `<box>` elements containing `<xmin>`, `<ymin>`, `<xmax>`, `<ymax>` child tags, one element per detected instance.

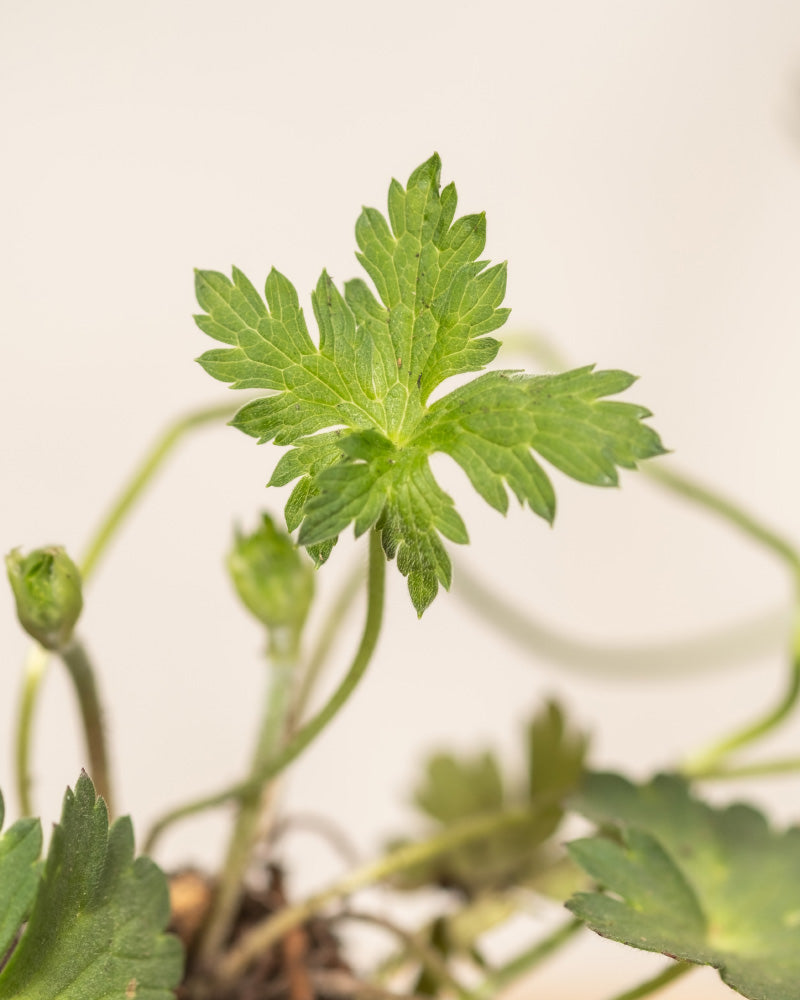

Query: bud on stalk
<box><xmin>6</xmin><ymin>546</ymin><xmax>84</xmax><ymax>651</ymax></box>
<box><xmin>227</xmin><ymin>514</ymin><xmax>314</xmax><ymax>642</ymax></box>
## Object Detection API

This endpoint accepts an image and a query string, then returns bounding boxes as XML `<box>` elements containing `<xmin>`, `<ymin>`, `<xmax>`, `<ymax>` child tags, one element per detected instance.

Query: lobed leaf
<box><xmin>195</xmin><ymin>155</ymin><xmax>664</xmax><ymax>613</ymax></box>
<box><xmin>567</xmin><ymin>773</ymin><xmax>800</xmax><ymax>1000</ymax></box>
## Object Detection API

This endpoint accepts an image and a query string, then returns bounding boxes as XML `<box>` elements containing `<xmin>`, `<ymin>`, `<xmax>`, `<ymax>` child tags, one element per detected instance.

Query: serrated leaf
<box><xmin>0</xmin><ymin>791</ymin><xmax>42</xmax><ymax>961</ymax></box>
<box><xmin>196</xmin><ymin>155</ymin><xmax>664</xmax><ymax>612</ymax></box>
<box><xmin>567</xmin><ymin>773</ymin><xmax>800</xmax><ymax>1000</ymax></box>
<box><xmin>0</xmin><ymin>773</ymin><xmax>182</xmax><ymax>1000</ymax></box>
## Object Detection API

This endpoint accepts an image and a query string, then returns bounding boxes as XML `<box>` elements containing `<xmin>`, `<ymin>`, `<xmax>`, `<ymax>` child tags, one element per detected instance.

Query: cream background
<box><xmin>3</xmin><ymin>3</ymin><xmax>800</xmax><ymax>996</ymax></box>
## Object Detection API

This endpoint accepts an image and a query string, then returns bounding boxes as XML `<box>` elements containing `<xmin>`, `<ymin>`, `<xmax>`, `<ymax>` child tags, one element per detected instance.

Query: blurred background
<box><xmin>2</xmin><ymin>2</ymin><xmax>800</xmax><ymax>996</ymax></box>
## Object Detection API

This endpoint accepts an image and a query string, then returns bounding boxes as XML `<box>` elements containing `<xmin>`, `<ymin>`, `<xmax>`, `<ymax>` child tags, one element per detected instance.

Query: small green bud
<box><xmin>227</xmin><ymin>514</ymin><xmax>314</xmax><ymax>637</ymax></box>
<box><xmin>6</xmin><ymin>546</ymin><xmax>84</xmax><ymax>650</ymax></box>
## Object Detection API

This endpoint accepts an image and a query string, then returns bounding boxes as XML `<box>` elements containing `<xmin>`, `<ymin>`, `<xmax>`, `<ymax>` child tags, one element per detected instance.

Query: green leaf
<box><xmin>567</xmin><ymin>773</ymin><xmax>800</xmax><ymax>1000</ymax></box>
<box><xmin>0</xmin><ymin>773</ymin><xmax>182</xmax><ymax>1000</ymax></box>
<box><xmin>196</xmin><ymin>154</ymin><xmax>665</xmax><ymax>613</ymax></box>
<box><xmin>0</xmin><ymin>791</ymin><xmax>42</xmax><ymax>962</ymax></box>
<box><xmin>391</xmin><ymin>701</ymin><xmax>588</xmax><ymax>897</ymax></box>
<box><xmin>527</xmin><ymin>699</ymin><xmax>589</xmax><ymax>805</ymax></box>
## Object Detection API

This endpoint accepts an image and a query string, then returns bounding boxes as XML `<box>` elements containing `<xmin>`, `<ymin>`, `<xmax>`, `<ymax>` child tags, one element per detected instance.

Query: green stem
<box><xmin>198</xmin><ymin>629</ymin><xmax>299</xmax><ymax>963</ymax></box>
<box><xmin>602</xmin><ymin>961</ymin><xmax>693</xmax><ymax>1000</ymax></box>
<box><xmin>684</xmin><ymin>630</ymin><xmax>800</xmax><ymax>777</ymax></box>
<box><xmin>289</xmin><ymin>557</ymin><xmax>365</xmax><ymax>728</ymax></box>
<box><xmin>466</xmin><ymin>917</ymin><xmax>583</xmax><ymax>1000</ymax></box>
<box><xmin>79</xmin><ymin>402</ymin><xmax>237</xmax><ymax>580</ymax></box>
<box><xmin>144</xmin><ymin>528</ymin><xmax>386</xmax><ymax>853</ymax></box>
<box><xmin>455</xmin><ymin>564</ymin><xmax>786</xmax><ymax>679</ymax></box>
<box><xmin>59</xmin><ymin>639</ymin><xmax>114</xmax><ymax>815</ymax></box>
<box><xmin>689</xmin><ymin>755</ymin><xmax>800</xmax><ymax>779</ymax></box>
<box><xmin>14</xmin><ymin>645</ymin><xmax>49</xmax><ymax>816</ymax></box>
<box><xmin>215</xmin><ymin>805</ymin><xmax>542</xmax><ymax>983</ymax></box>
<box><xmin>649</xmin><ymin>467</ymin><xmax>800</xmax><ymax>774</ymax></box>
<box><xmin>644</xmin><ymin>466</ymin><xmax>800</xmax><ymax>579</ymax></box>
<box><xmin>14</xmin><ymin>400</ymin><xmax>237</xmax><ymax>817</ymax></box>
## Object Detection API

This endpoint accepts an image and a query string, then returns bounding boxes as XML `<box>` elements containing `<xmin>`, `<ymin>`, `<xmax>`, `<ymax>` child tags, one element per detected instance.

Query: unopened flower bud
<box><xmin>6</xmin><ymin>546</ymin><xmax>84</xmax><ymax>650</ymax></box>
<box><xmin>227</xmin><ymin>514</ymin><xmax>314</xmax><ymax>637</ymax></box>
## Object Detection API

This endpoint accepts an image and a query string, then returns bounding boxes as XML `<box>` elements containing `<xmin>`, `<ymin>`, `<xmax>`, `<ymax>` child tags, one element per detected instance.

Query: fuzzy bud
<box><xmin>227</xmin><ymin>514</ymin><xmax>314</xmax><ymax>638</ymax></box>
<box><xmin>6</xmin><ymin>546</ymin><xmax>84</xmax><ymax>650</ymax></box>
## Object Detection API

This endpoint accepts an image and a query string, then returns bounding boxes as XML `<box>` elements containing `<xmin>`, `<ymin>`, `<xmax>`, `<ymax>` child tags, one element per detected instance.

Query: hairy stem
<box><xmin>198</xmin><ymin>629</ymin><xmax>299</xmax><ymax>964</ymax></box>
<box><xmin>602</xmin><ymin>961</ymin><xmax>693</xmax><ymax>1000</ymax></box>
<box><xmin>14</xmin><ymin>400</ymin><xmax>236</xmax><ymax>817</ymax></box>
<box><xmin>59</xmin><ymin>639</ymin><xmax>114</xmax><ymax>815</ymax></box>
<box><xmin>215</xmin><ymin>806</ymin><xmax>542</xmax><ymax>983</ymax></box>
<box><xmin>466</xmin><ymin>917</ymin><xmax>583</xmax><ymax>1000</ymax></box>
<box><xmin>144</xmin><ymin>529</ymin><xmax>386</xmax><ymax>853</ymax></box>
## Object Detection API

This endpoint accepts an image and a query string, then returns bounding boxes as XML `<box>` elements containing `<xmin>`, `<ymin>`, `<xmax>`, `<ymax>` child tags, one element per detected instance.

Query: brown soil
<box><xmin>169</xmin><ymin>865</ymin><xmax>352</xmax><ymax>1000</ymax></box>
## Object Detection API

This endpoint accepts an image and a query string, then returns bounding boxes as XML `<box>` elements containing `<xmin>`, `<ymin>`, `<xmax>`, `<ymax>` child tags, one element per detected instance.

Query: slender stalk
<box><xmin>14</xmin><ymin>400</ymin><xmax>237</xmax><ymax>816</ymax></box>
<box><xmin>466</xmin><ymin>917</ymin><xmax>583</xmax><ymax>1000</ymax></box>
<box><xmin>684</xmin><ymin>632</ymin><xmax>800</xmax><ymax>778</ymax></box>
<box><xmin>79</xmin><ymin>402</ymin><xmax>238</xmax><ymax>580</ymax></box>
<box><xmin>144</xmin><ymin>528</ymin><xmax>386</xmax><ymax>853</ymax></box>
<box><xmin>602</xmin><ymin>961</ymin><xmax>693</xmax><ymax>1000</ymax></box>
<box><xmin>198</xmin><ymin>629</ymin><xmax>300</xmax><ymax>963</ymax></box>
<box><xmin>455</xmin><ymin>564</ymin><xmax>787</xmax><ymax>679</ymax></box>
<box><xmin>215</xmin><ymin>806</ymin><xmax>541</xmax><ymax>983</ymax></box>
<box><xmin>288</xmin><ymin>558</ymin><xmax>365</xmax><ymax>729</ymax></box>
<box><xmin>689</xmin><ymin>755</ymin><xmax>800</xmax><ymax>780</ymax></box>
<box><xmin>645</xmin><ymin>466</ymin><xmax>800</xmax><ymax>579</ymax></box>
<box><xmin>59</xmin><ymin>639</ymin><xmax>114</xmax><ymax>815</ymax></box>
<box><xmin>14</xmin><ymin>644</ymin><xmax>49</xmax><ymax>816</ymax></box>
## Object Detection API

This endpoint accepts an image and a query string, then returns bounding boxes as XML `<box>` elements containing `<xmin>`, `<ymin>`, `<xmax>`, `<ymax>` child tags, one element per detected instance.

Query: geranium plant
<box><xmin>4</xmin><ymin>155</ymin><xmax>798</xmax><ymax>1000</ymax></box>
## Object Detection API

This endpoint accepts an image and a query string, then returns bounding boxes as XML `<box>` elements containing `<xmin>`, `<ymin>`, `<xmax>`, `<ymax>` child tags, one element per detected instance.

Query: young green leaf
<box><xmin>567</xmin><ymin>773</ymin><xmax>800</xmax><ymax>1000</ymax></box>
<box><xmin>390</xmin><ymin>701</ymin><xmax>588</xmax><ymax>896</ymax></box>
<box><xmin>527</xmin><ymin>699</ymin><xmax>588</xmax><ymax>804</ymax></box>
<box><xmin>196</xmin><ymin>154</ymin><xmax>665</xmax><ymax>614</ymax></box>
<box><xmin>0</xmin><ymin>791</ymin><xmax>42</xmax><ymax>962</ymax></box>
<box><xmin>0</xmin><ymin>773</ymin><xmax>182</xmax><ymax>1000</ymax></box>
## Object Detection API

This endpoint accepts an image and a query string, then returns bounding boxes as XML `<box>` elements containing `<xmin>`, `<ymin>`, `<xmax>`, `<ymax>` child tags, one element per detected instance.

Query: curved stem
<box><xmin>215</xmin><ymin>805</ymin><xmax>541</xmax><ymax>983</ymax></box>
<box><xmin>684</xmin><ymin>628</ymin><xmax>800</xmax><ymax>778</ymax></box>
<box><xmin>79</xmin><ymin>401</ymin><xmax>237</xmax><ymax>580</ymax></box>
<box><xmin>59</xmin><ymin>639</ymin><xmax>114</xmax><ymax>815</ymax></box>
<box><xmin>14</xmin><ymin>400</ymin><xmax>237</xmax><ymax>817</ymax></box>
<box><xmin>466</xmin><ymin>917</ymin><xmax>583</xmax><ymax>1000</ymax></box>
<box><xmin>644</xmin><ymin>466</ymin><xmax>800</xmax><ymax>579</ymax></box>
<box><xmin>455</xmin><ymin>564</ymin><xmax>787</xmax><ymax>679</ymax></box>
<box><xmin>14</xmin><ymin>644</ymin><xmax>49</xmax><ymax>816</ymax></box>
<box><xmin>602</xmin><ymin>961</ymin><xmax>693</xmax><ymax>1000</ymax></box>
<box><xmin>651</xmin><ymin>467</ymin><xmax>800</xmax><ymax>773</ymax></box>
<box><xmin>144</xmin><ymin>529</ymin><xmax>386</xmax><ymax>853</ymax></box>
